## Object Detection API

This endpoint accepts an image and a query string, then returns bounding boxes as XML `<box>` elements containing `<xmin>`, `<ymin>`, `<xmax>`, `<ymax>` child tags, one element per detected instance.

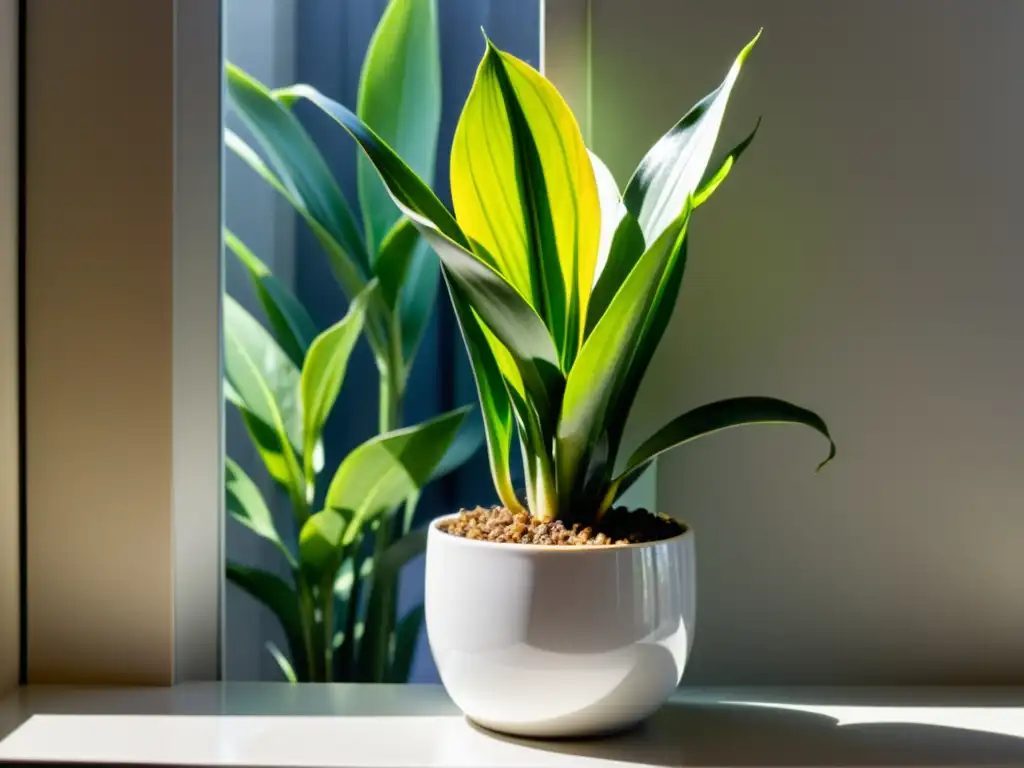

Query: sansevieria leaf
<box><xmin>623</xmin><ymin>31</ymin><xmax>760</xmax><ymax>244</ymax></box>
<box><xmin>451</xmin><ymin>41</ymin><xmax>600</xmax><ymax>366</ymax></box>
<box><xmin>357</xmin><ymin>0</ymin><xmax>441</xmax><ymax>256</ymax></box>
<box><xmin>444</xmin><ymin>274</ymin><xmax>523</xmax><ymax>514</ymax></box>
<box><xmin>693</xmin><ymin>118</ymin><xmax>761</xmax><ymax>208</ymax></box>
<box><xmin>615</xmin><ymin>396</ymin><xmax>836</xmax><ymax>493</ymax></box>
<box><xmin>273</xmin><ymin>85</ymin><xmax>465</xmax><ymax>246</ymax></box>
<box><xmin>557</xmin><ymin>201</ymin><xmax>693</xmax><ymax>511</ymax></box>
<box><xmin>326</xmin><ymin>407</ymin><xmax>470</xmax><ymax>544</ymax></box>
<box><xmin>269</xmin><ymin>85</ymin><xmax>565</xmax><ymax>412</ymax></box>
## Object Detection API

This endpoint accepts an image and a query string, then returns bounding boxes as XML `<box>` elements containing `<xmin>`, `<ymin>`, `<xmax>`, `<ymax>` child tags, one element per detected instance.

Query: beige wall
<box><xmin>25</xmin><ymin>0</ymin><xmax>175</xmax><ymax>683</ymax></box>
<box><xmin>0</xmin><ymin>0</ymin><xmax>19</xmax><ymax>695</ymax></box>
<box><xmin>592</xmin><ymin>0</ymin><xmax>1024</xmax><ymax>684</ymax></box>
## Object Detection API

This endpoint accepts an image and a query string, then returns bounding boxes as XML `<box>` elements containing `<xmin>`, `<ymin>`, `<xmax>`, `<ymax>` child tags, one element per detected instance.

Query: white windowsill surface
<box><xmin>2</xmin><ymin>684</ymin><xmax>1024</xmax><ymax>767</ymax></box>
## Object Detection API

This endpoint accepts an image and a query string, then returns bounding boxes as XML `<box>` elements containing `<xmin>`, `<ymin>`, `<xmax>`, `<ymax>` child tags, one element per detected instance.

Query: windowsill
<box><xmin>2</xmin><ymin>684</ymin><xmax>1024</xmax><ymax>766</ymax></box>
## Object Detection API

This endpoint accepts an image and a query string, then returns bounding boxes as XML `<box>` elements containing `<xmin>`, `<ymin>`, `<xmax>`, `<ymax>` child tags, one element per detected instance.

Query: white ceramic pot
<box><xmin>424</xmin><ymin>513</ymin><xmax>696</xmax><ymax>738</ymax></box>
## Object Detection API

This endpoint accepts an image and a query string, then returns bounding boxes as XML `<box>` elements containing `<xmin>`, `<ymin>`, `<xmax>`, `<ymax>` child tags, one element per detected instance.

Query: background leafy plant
<box><xmin>257</xmin><ymin>30</ymin><xmax>836</xmax><ymax>526</ymax></box>
<box><xmin>223</xmin><ymin>0</ymin><xmax>479</xmax><ymax>682</ymax></box>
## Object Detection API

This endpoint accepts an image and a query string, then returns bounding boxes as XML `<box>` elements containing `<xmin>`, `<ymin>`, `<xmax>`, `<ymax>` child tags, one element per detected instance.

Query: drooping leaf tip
<box><xmin>814</xmin><ymin>441</ymin><xmax>837</xmax><ymax>473</ymax></box>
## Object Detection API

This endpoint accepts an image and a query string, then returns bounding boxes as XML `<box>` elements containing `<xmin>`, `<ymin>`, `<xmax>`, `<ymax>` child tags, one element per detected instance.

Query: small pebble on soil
<box><xmin>437</xmin><ymin>505</ymin><xmax>684</xmax><ymax>546</ymax></box>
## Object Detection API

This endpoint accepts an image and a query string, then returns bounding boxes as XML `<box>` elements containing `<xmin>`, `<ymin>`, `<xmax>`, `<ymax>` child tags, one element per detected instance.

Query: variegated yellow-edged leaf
<box><xmin>623</xmin><ymin>31</ymin><xmax>759</xmax><ymax>244</ymax></box>
<box><xmin>451</xmin><ymin>41</ymin><xmax>600</xmax><ymax>369</ymax></box>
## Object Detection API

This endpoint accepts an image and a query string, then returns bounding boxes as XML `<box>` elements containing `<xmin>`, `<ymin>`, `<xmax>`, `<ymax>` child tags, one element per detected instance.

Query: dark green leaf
<box><xmin>357</xmin><ymin>0</ymin><xmax>441</xmax><ymax>255</ymax></box>
<box><xmin>623</xmin><ymin>32</ymin><xmax>759</xmax><ymax>244</ymax></box>
<box><xmin>226</xmin><ymin>562</ymin><xmax>307</xmax><ymax>680</ymax></box>
<box><xmin>427</xmin><ymin>407</ymin><xmax>485</xmax><ymax>482</ymax></box>
<box><xmin>617</xmin><ymin>396</ymin><xmax>836</xmax><ymax>488</ymax></box>
<box><xmin>272</xmin><ymin>84</ymin><xmax>465</xmax><ymax>247</ymax></box>
<box><xmin>397</xmin><ymin>236</ymin><xmax>440</xmax><ymax>366</ymax></box>
<box><xmin>389</xmin><ymin>605</ymin><xmax>424</xmax><ymax>683</ymax></box>
<box><xmin>443</xmin><ymin>274</ymin><xmax>523</xmax><ymax>514</ymax></box>
<box><xmin>693</xmin><ymin>118</ymin><xmax>761</xmax><ymax>207</ymax></box>
<box><xmin>224</xmin><ymin>130</ymin><xmax>387</xmax><ymax>356</ymax></box>
<box><xmin>225</xmin><ymin>229</ymin><xmax>317</xmax><ymax>368</ymax></box>
<box><xmin>225</xmin><ymin>64</ymin><xmax>370</xmax><ymax>281</ymax></box>
<box><xmin>359</xmin><ymin>529</ymin><xmax>426</xmax><ymax>682</ymax></box>
<box><xmin>585</xmin><ymin>211</ymin><xmax>646</xmax><ymax>337</ymax></box>
<box><xmin>375</xmin><ymin>218</ymin><xmax>419</xmax><ymax>309</ymax></box>
<box><xmin>557</xmin><ymin>202</ymin><xmax>693</xmax><ymax>514</ymax></box>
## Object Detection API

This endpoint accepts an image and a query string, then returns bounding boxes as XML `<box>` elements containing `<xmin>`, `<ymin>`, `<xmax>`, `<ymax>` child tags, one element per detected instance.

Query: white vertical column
<box><xmin>25</xmin><ymin>0</ymin><xmax>222</xmax><ymax>684</ymax></box>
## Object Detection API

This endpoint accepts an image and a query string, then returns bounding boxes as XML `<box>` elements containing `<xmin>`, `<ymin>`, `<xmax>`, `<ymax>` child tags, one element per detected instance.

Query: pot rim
<box><xmin>428</xmin><ymin>511</ymin><xmax>692</xmax><ymax>553</ymax></box>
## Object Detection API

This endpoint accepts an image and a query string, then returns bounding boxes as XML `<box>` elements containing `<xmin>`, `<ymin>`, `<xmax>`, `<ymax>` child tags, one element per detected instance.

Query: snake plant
<box><xmin>238</xmin><ymin>29</ymin><xmax>835</xmax><ymax>528</ymax></box>
<box><xmin>224</xmin><ymin>0</ymin><xmax>480</xmax><ymax>683</ymax></box>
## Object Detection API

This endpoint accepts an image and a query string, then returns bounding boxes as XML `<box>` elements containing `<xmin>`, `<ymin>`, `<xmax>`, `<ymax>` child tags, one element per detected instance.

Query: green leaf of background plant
<box><xmin>225</xmin><ymin>64</ymin><xmax>371</xmax><ymax>281</ymax></box>
<box><xmin>225</xmin><ymin>456</ymin><xmax>295</xmax><ymax>566</ymax></box>
<box><xmin>225</xmin><ymin>229</ymin><xmax>317</xmax><ymax>368</ymax></box>
<box><xmin>224</xmin><ymin>296</ymin><xmax>304</xmax><ymax>455</ymax></box>
<box><xmin>298</xmin><ymin>508</ymin><xmax>354</xmax><ymax>582</ymax></box>
<box><xmin>224</xmin><ymin>302</ymin><xmax>307</xmax><ymax>504</ymax></box>
<box><xmin>226</xmin><ymin>562</ymin><xmax>307</xmax><ymax>681</ymax></box>
<box><xmin>357</xmin><ymin>0</ymin><xmax>441</xmax><ymax>256</ymax></box>
<box><xmin>388</xmin><ymin>605</ymin><xmax>424</xmax><ymax>683</ymax></box>
<box><xmin>375</xmin><ymin>218</ymin><xmax>420</xmax><ymax>309</ymax></box>
<box><xmin>358</xmin><ymin>528</ymin><xmax>426</xmax><ymax>682</ymax></box>
<box><xmin>617</xmin><ymin>396</ymin><xmax>836</xmax><ymax>488</ymax></box>
<box><xmin>557</xmin><ymin>202</ymin><xmax>692</xmax><ymax>514</ymax></box>
<box><xmin>397</xmin><ymin>238</ymin><xmax>440</xmax><ymax>366</ymax></box>
<box><xmin>426</xmin><ymin>407</ymin><xmax>485</xmax><ymax>483</ymax></box>
<box><xmin>300</xmin><ymin>284</ymin><xmax>373</xmax><ymax>482</ymax></box>
<box><xmin>623</xmin><ymin>31</ymin><xmax>759</xmax><ymax>244</ymax></box>
<box><xmin>265</xmin><ymin>640</ymin><xmax>298</xmax><ymax>684</ymax></box>
<box><xmin>326</xmin><ymin>406</ymin><xmax>471</xmax><ymax>544</ymax></box>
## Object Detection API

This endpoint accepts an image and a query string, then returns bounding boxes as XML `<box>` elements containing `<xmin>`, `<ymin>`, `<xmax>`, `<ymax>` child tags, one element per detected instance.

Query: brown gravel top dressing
<box><xmin>437</xmin><ymin>505</ymin><xmax>685</xmax><ymax>546</ymax></box>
